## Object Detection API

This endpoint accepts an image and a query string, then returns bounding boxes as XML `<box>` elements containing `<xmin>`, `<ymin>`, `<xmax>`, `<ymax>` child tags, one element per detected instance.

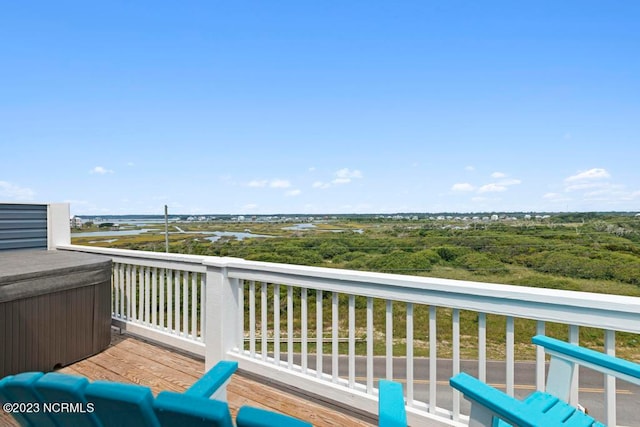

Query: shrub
<box><xmin>456</xmin><ymin>252</ymin><xmax>509</xmax><ymax>275</ymax></box>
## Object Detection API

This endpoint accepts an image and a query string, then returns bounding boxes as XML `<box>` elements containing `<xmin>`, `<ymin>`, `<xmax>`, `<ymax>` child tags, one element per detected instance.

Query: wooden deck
<box><xmin>1</xmin><ymin>328</ymin><xmax>376</xmax><ymax>427</ymax></box>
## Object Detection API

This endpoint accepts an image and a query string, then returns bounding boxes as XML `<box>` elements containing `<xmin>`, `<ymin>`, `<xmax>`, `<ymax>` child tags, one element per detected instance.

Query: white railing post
<box><xmin>535</xmin><ymin>321</ymin><xmax>546</xmax><ymax>392</ymax></box>
<box><xmin>569</xmin><ymin>325</ymin><xmax>580</xmax><ymax>406</ymax></box>
<box><xmin>47</xmin><ymin>203</ymin><xmax>70</xmax><ymax>249</ymax></box>
<box><xmin>604</xmin><ymin>329</ymin><xmax>616</xmax><ymax>427</ymax></box>
<box><xmin>204</xmin><ymin>258</ymin><xmax>241</xmax><ymax>370</ymax></box>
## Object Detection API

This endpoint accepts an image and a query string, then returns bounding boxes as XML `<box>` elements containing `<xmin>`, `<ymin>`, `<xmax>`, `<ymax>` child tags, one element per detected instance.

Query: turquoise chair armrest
<box><xmin>185</xmin><ymin>361</ymin><xmax>238</xmax><ymax>398</ymax></box>
<box><xmin>378</xmin><ymin>380</ymin><xmax>407</xmax><ymax>427</ymax></box>
<box><xmin>450</xmin><ymin>373</ymin><xmax>543</xmax><ymax>427</ymax></box>
<box><xmin>532</xmin><ymin>335</ymin><xmax>640</xmax><ymax>383</ymax></box>
<box><xmin>236</xmin><ymin>406</ymin><xmax>313</xmax><ymax>427</ymax></box>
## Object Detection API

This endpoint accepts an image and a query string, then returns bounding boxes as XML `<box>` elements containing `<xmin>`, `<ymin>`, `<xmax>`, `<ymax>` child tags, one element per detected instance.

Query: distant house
<box><xmin>70</xmin><ymin>216</ymin><xmax>83</xmax><ymax>228</ymax></box>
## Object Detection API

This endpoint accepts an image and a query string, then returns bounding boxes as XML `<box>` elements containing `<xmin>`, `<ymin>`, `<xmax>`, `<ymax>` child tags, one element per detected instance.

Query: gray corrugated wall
<box><xmin>0</xmin><ymin>204</ymin><xmax>48</xmax><ymax>251</ymax></box>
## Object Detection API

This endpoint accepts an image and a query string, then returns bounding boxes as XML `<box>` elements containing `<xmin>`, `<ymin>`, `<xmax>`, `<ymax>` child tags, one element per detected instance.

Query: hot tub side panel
<box><xmin>0</xmin><ymin>255</ymin><xmax>112</xmax><ymax>377</ymax></box>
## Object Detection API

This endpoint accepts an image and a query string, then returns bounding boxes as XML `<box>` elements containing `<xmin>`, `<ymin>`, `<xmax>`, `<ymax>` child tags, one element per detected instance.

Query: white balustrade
<box><xmin>57</xmin><ymin>244</ymin><xmax>640</xmax><ymax>426</ymax></box>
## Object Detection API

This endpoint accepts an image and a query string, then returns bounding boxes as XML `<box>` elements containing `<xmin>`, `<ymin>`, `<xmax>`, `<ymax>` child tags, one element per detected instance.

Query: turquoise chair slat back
<box><xmin>85</xmin><ymin>381</ymin><xmax>160</xmax><ymax>427</ymax></box>
<box><xmin>34</xmin><ymin>372</ymin><xmax>101</xmax><ymax>427</ymax></box>
<box><xmin>0</xmin><ymin>372</ymin><xmax>57</xmax><ymax>427</ymax></box>
<box><xmin>154</xmin><ymin>391</ymin><xmax>234</xmax><ymax>427</ymax></box>
<box><xmin>0</xmin><ymin>375</ymin><xmax>33</xmax><ymax>427</ymax></box>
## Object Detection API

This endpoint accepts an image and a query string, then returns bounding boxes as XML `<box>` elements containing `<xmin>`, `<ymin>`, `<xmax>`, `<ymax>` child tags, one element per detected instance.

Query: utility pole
<box><xmin>164</xmin><ymin>205</ymin><xmax>169</xmax><ymax>253</ymax></box>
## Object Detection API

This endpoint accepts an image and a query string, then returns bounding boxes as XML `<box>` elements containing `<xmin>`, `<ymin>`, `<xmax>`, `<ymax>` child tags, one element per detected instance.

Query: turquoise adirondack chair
<box><xmin>0</xmin><ymin>361</ymin><xmax>311</xmax><ymax>427</ymax></box>
<box><xmin>450</xmin><ymin>335</ymin><xmax>640</xmax><ymax>427</ymax></box>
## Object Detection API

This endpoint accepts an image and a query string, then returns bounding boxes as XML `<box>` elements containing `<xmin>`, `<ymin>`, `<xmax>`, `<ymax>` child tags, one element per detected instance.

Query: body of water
<box><xmin>71</xmin><ymin>228</ymin><xmax>155</xmax><ymax>237</ymax></box>
<box><xmin>72</xmin><ymin>228</ymin><xmax>271</xmax><ymax>241</ymax></box>
<box><xmin>282</xmin><ymin>223</ymin><xmax>317</xmax><ymax>230</ymax></box>
<box><xmin>204</xmin><ymin>231</ymin><xmax>272</xmax><ymax>242</ymax></box>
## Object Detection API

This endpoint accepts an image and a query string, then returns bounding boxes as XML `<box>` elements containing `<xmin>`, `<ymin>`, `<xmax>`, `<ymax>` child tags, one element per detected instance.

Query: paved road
<box><xmin>285</xmin><ymin>354</ymin><xmax>639</xmax><ymax>426</ymax></box>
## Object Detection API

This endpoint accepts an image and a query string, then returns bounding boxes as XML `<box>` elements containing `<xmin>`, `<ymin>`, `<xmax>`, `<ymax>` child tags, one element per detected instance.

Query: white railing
<box><xmin>62</xmin><ymin>245</ymin><xmax>209</xmax><ymax>356</ymax></box>
<box><xmin>58</xmin><ymin>244</ymin><xmax>640</xmax><ymax>427</ymax></box>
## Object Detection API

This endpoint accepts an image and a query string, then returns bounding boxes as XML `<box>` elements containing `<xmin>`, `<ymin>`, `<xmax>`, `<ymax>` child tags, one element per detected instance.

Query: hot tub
<box><xmin>0</xmin><ymin>250</ymin><xmax>112</xmax><ymax>377</ymax></box>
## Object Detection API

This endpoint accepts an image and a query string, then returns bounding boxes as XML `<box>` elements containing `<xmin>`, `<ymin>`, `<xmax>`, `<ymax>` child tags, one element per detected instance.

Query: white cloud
<box><xmin>248</xmin><ymin>180</ymin><xmax>268</xmax><ymax>188</ymax></box>
<box><xmin>270</xmin><ymin>179</ymin><xmax>291</xmax><ymax>189</ymax></box>
<box><xmin>556</xmin><ymin>169</ymin><xmax>640</xmax><ymax>206</ymax></box>
<box><xmin>565</xmin><ymin>182</ymin><xmax>608</xmax><ymax>192</ymax></box>
<box><xmin>478</xmin><ymin>183</ymin><xmax>508</xmax><ymax>193</ymax></box>
<box><xmin>332</xmin><ymin>177</ymin><xmax>352</xmax><ymax>185</ymax></box>
<box><xmin>248</xmin><ymin>179</ymin><xmax>291</xmax><ymax>188</ymax></box>
<box><xmin>285</xmin><ymin>189</ymin><xmax>301</xmax><ymax>197</ymax></box>
<box><xmin>63</xmin><ymin>199</ymin><xmax>90</xmax><ymax>205</ymax></box>
<box><xmin>565</xmin><ymin>168</ymin><xmax>610</xmax><ymax>183</ymax></box>
<box><xmin>563</xmin><ymin>168</ymin><xmax>614</xmax><ymax>195</ymax></box>
<box><xmin>465</xmin><ymin>166</ymin><xmax>475</xmax><ymax>171</ymax></box>
<box><xmin>625</xmin><ymin>191</ymin><xmax>640</xmax><ymax>200</ymax></box>
<box><xmin>453</xmin><ymin>171</ymin><xmax>521</xmax><ymax>197</ymax></box>
<box><xmin>451</xmin><ymin>183</ymin><xmax>475</xmax><ymax>192</ymax></box>
<box><xmin>543</xmin><ymin>192</ymin><xmax>571</xmax><ymax>202</ymax></box>
<box><xmin>127</xmin><ymin>162</ymin><xmax>135</xmax><ymax>167</ymax></box>
<box><xmin>90</xmin><ymin>166</ymin><xmax>114</xmax><ymax>174</ymax></box>
<box><xmin>332</xmin><ymin>168</ymin><xmax>363</xmax><ymax>185</ymax></box>
<box><xmin>479</xmin><ymin>178</ymin><xmax>520</xmax><ymax>193</ymax></box>
<box><xmin>313</xmin><ymin>168</ymin><xmax>363</xmax><ymax>189</ymax></box>
<box><xmin>584</xmin><ymin>189</ymin><xmax>610</xmax><ymax>199</ymax></box>
<box><xmin>336</xmin><ymin>168</ymin><xmax>362</xmax><ymax>179</ymax></box>
<box><xmin>499</xmin><ymin>178</ymin><xmax>522</xmax><ymax>186</ymax></box>
<box><xmin>0</xmin><ymin>181</ymin><xmax>36</xmax><ymax>200</ymax></box>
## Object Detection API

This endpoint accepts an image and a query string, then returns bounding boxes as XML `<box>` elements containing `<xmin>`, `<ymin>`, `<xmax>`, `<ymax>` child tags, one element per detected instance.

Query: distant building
<box><xmin>70</xmin><ymin>216</ymin><xmax>83</xmax><ymax>228</ymax></box>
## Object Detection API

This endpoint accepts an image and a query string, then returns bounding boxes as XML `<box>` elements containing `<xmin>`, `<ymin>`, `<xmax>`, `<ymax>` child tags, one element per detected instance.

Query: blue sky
<box><xmin>1</xmin><ymin>1</ymin><xmax>639</xmax><ymax>215</ymax></box>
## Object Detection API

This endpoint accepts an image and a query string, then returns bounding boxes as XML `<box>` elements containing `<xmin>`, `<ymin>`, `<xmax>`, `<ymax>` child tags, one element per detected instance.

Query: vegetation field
<box><xmin>73</xmin><ymin>213</ymin><xmax>640</xmax><ymax>361</ymax></box>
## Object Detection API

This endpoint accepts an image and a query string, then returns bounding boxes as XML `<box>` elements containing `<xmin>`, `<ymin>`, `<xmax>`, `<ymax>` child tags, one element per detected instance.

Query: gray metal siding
<box><xmin>0</xmin><ymin>204</ymin><xmax>48</xmax><ymax>251</ymax></box>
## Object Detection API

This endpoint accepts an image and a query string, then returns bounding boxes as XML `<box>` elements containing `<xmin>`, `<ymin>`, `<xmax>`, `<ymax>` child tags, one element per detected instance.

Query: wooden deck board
<box><xmin>1</xmin><ymin>328</ymin><xmax>375</xmax><ymax>427</ymax></box>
